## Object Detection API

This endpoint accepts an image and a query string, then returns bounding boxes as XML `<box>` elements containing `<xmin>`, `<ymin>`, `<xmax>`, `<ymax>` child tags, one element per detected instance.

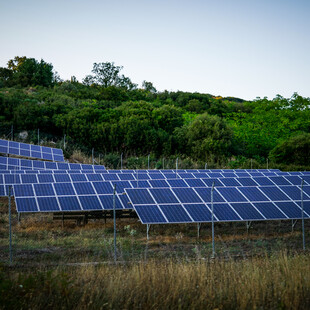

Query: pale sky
<box><xmin>0</xmin><ymin>0</ymin><xmax>309</xmax><ymax>100</ymax></box>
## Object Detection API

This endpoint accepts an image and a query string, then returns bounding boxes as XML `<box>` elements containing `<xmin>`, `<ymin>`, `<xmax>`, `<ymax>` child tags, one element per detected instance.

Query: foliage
<box><xmin>1</xmin><ymin>56</ymin><xmax>310</xmax><ymax>168</ymax></box>
<box><xmin>269</xmin><ymin>132</ymin><xmax>310</xmax><ymax>165</ymax></box>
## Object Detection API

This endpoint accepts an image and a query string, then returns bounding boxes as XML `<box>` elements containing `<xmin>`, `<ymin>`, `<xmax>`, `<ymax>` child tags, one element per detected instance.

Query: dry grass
<box><xmin>1</xmin><ymin>251</ymin><xmax>310</xmax><ymax>309</ymax></box>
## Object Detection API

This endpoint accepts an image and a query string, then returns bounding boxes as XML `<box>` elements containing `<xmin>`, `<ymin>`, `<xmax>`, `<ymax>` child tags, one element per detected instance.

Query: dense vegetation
<box><xmin>1</xmin><ymin>56</ymin><xmax>310</xmax><ymax>168</ymax></box>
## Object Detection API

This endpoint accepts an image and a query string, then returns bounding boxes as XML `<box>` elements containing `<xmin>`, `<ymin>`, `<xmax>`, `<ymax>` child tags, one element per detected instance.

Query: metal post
<box><xmin>163</xmin><ymin>158</ymin><xmax>165</xmax><ymax>169</ymax></box>
<box><xmin>301</xmin><ymin>179</ymin><xmax>305</xmax><ymax>250</ymax></box>
<box><xmin>205</xmin><ymin>163</ymin><xmax>207</xmax><ymax>170</ymax></box>
<box><xmin>197</xmin><ymin>223</ymin><xmax>201</xmax><ymax>239</ymax></box>
<box><xmin>113</xmin><ymin>184</ymin><xmax>117</xmax><ymax>263</ymax></box>
<box><xmin>121</xmin><ymin>153</ymin><xmax>123</xmax><ymax>170</ymax></box>
<box><xmin>64</xmin><ymin>134</ymin><xmax>66</xmax><ymax>150</ymax></box>
<box><xmin>251</xmin><ymin>159</ymin><xmax>253</xmax><ymax>170</ymax></box>
<box><xmin>176</xmin><ymin>157</ymin><xmax>178</xmax><ymax>178</ymax></box>
<box><xmin>11</xmin><ymin>125</ymin><xmax>13</xmax><ymax>140</ymax></box>
<box><xmin>148</xmin><ymin>154</ymin><xmax>150</xmax><ymax>170</ymax></box>
<box><xmin>37</xmin><ymin>128</ymin><xmax>40</xmax><ymax>145</ymax></box>
<box><xmin>147</xmin><ymin>224</ymin><xmax>150</xmax><ymax>240</ymax></box>
<box><xmin>92</xmin><ymin>148</ymin><xmax>94</xmax><ymax>165</ymax></box>
<box><xmin>211</xmin><ymin>181</ymin><xmax>215</xmax><ymax>258</ymax></box>
<box><xmin>99</xmin><ymin>154</ymin><xmax>101</xmax><ymax>165</ymax></box>
<box><xmin>267</xmin><ymin>158</ymin><xmax>269</xmax><ymax>170</ymax></box>
<box><xmin>8</xmin><ymin>187</ymin><xmax>12</xmax><ymax>264</ymax></box>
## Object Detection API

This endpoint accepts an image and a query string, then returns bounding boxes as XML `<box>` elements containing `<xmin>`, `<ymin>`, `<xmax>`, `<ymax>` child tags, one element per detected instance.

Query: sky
<box><xmin>0</xmin><ymin>0</ymin><xmax>309</xmax><ymax>100</ymax></box>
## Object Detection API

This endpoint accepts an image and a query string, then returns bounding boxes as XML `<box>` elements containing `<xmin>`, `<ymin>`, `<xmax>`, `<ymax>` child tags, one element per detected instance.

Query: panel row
<box><xmin>1</xmin><ymin>173</ymin><xmax>309</xmax><ymax>188</ymax></box>
<box><xmin>133</xmin><ymin>201</ymin><xmax>310</xmax><ymax>224</ymax></box>
<box><xmin>0</xmin><ymin>156</ymin><xmax>105</xmax><ymax>171</ymax></box>
<box><xmin>0</xmin><ymin>139</ymin><xmax>64</xmax><ymax>162</ymax></box>
<box><xmin>125</xmin><ymin>186</ymin><xmax>310</xmax><ymax>205</ymax></box>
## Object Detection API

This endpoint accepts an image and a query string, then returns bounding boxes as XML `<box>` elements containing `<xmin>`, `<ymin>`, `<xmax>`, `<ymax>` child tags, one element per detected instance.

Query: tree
<box><xmin>84</xmin><ymin>62</ymin><xmax>137</xmax><ymax>90</ymax></box>
<box><xmin>269</xmin><ymin>133</ymin><xmax>310</xmax><ymax>165</ymax></box>
<box><xmin>142</xmin><ymin>80</ymin><xmax>157</xmax><ymax>93</ymax></box>
<box><xmin>186</xmin><ymin>113</ymin><xmax>233</xmax><ymax>162</ymax></box>
<box><xmin>2</xmin><ymin>56</ymin><xmax>54</xmax><ymax>87</ymax></box>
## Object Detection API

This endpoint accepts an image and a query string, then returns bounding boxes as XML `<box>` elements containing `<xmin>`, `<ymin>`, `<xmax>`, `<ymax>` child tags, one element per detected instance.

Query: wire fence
<box><xmin>1</xmin><ymin>196</ymin><xmax>309</xmax><ymax>267</ymax></box>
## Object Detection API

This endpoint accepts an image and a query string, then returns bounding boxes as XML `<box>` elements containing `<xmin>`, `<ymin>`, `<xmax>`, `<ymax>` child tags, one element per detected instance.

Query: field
<box><xmin>1</xmin><ymin>198</ymin><xmax>310</xmax><ymax>309</ymax></box>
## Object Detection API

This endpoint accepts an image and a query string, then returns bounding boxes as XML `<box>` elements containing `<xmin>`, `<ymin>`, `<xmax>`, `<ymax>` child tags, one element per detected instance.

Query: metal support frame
<box><xmin>113</xmin><ymin>184</ymin><xmax>117</xmax><ymax>263</ymax></box>
<box><xmin>120</xmin><ymin>153</ymin><xmax>123</xmax><ymax>169</ymax></box>
<box><xmin>146</xmin><ymin>224</ymin><xmax>150</xmax><ymax>240</ymax></box>
<box><xmin>291</xmin><ymin>219</ymin><xmax>298</xmax><ymax>232</ymax></box>
<box><xmin>37</xmin><ymin>128</ymin><xmax>40</xmax><ymax>145</ymax></box>
<box><xmin>92</xmin><ymin>148</ymin><xmax>94</xmax><ymax>165</ymax></box>
<box><xmin>18</xmin><ymin>212</ymin><xmax>21</xmax><ymax>224</ymax></box>
<box><xmin>8</xmin><ymin>186</ymin><xmax>12</xmax><ymax>264</ymax></box>
<box><xmin>176</xmin><ymin>157</ymin><xmax>178</xmax><ymax>178</ymax></box>
<box><xmin>148</xmin><ymin>154</ymin><xmax>150</xmax><ymax>170</ymax></box>
<box><xmin>301</xmin><ymin>179</ymin><xmax>306</xmax><ymax>250</ymax></box>
<box><xmin>197</xmin><ymin>223</ymin><xmax>201</xmax><ymax>239</ymax></box>
<box><xmin>64</xmin><ymin>134</ymin><xmax>66</xmax><ymax>150</ymax></box>
<box><xmin>246</xmin><ymin>221</ymin><xmax>252</xmax><ymax>233</ymax></box>
<box><xmin>162</xmin><ymin>158</ymin><xmax>165</xmax><ymax>169</ymax></box>
<box><xmin>205</xmin><ymin>163</ymin><xmax>207</xmax><ymax>170</ymax></box>
<box><xmin>211</xmin><ymin>181</ymin><xmax>215</xmax><ymax>258</ymax></box>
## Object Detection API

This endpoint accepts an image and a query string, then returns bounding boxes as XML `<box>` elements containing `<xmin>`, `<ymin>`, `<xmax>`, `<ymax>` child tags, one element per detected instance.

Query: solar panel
<box><xmin>0</xmin><ymin>139</ymin><xmax>65</xmax><ymax>162</ymax></box>
<box><xmin>159</xmin><ymin>204</ymin><xmax>192</xmax><ymax>223</ymax></box>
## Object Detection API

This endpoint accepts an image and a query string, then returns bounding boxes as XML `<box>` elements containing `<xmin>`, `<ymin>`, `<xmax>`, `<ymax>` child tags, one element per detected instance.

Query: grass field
<box><xmin>1</xmin><ymin>198</ymin><xmax>310</xmax><ymax>309</ymax></box>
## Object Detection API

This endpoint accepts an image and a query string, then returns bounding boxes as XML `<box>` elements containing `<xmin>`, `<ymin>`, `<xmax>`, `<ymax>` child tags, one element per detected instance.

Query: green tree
<box><xmin>186</xmin><ymin>113</ymin><xmax>233</xmax><ymax>162</ymax></box>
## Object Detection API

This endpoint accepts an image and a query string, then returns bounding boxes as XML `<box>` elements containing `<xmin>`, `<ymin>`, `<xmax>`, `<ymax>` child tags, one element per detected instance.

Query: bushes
<box><xmin>269</xmin><ymin>133</ymin><xmax>310</xmax><ymax>166</ymax></box>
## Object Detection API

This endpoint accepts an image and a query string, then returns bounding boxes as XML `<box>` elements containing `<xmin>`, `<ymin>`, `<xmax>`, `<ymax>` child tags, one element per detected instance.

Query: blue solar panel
<box><xmin>231</xmin><ymin>203</ymin><xmax>265</xmax><ymax>220</ymax></box>
<box><xmin>195</xmin><ymin>187</ymin><xmax>225</xmax><ymax>203</ymax></box>
<box><xmin>37</xmin><ymin>174</ymin><xmax>55</xmax><ymax>183</ymax></box>
<box><xmin>238</xmin><ymin>187</ymin><xmax>269</xmax><ymax>202</ymax></box>
<box><xmin>259</xmin><ymin>186</ymin><xmax>290</xmax><ymax>201</ymax></box>
<box><xmin>0</xmin><ymin>185</ymin><xmax>5</xmax><ymax>196</ymax></box>
<box><xmin>149</xmin><ymin>188</ymin><xmax>179</xmax><ymax>204</ymax></box>
<box><xmin>269</xmin><ymin>176</ymin><xmax>291</xmax><ymax>186</ymax></box>
<box><xmin>134</xmin><ymin>205</ymin><xmax>167</xmax><ymax>223</ymax></box>
<box><xmin>253</xmin><ymin>202</ymin><xmax>288</xmax><ymax>219</ymax></box>
<box><xmin>103</xmin><ymin>174</ymin><xmax>119</xmax><ymax>181</ymax></box>
<box><xmin>274</xmin><ymin>201</ymin><xmax>303</xmax><ymax>219</ymax></box>
<box><xmin>112</xmin><ymin>181</ymin><xmax>131</xmax><ymax>193</ymax></box>
<box><xmin>237</xmin><ymin>178</ymin><xmax>258</xmax><ymax>186</ymax></box>
<box><xmin>172</xmin><ymin>188</ymin><xmax>202</xmax><ymax>203</ymax></box>
<box><xmin>130</xmin><ymin>180</ymin><xmax>151</xmax><ymax>188</ymax></box>
<box><xmin>209</xmin><ymin>203</ymin><xmax>241</xmax><ymax>221</ymax></box>
<box><xmin>74</xmin><ymin>182</ymin><xmax>95</xmax><ymax>195</ymax></box>
<box><xmin>220</xmin><ymin>178</ymin><xmax>242</xmax><ymax>186</ymax></box>
<box><xmin>54</xmin><ymin>174</ymin><xmax>71</xmax><ymax>183</ymax></box>
<box><xmin>99</xmin><ymin>195</ymin><xmax>123</xmax><ymax>209</ymax></box>
<box><xmin>202</xmin><ymin>178</ymin><xmax>224</xmax><ymax>187</ymax></box>
<box><xmin>126</xmin><ymin>188</ymin><xmax>155</xmax><ymax>204</ymax></box>
<box><xmin>4</xmin><ymin>175</ymin><xmax>21</xmax><ymax>184</ymax></box>
<box><xmin>15</xmin><ymin>197</ymin><xmax>38</xmax><ymax>212</ymax></box>
<box><xmin>217</xmin><ymin>188</ymin><xmax>248</xmax><ymax>202</ymax></box>
<box><xmin>34</xmin><ymin>183</ymin><xmax>55</xmax><ymax>196</ymax></box>
<box><xmin>58</xmin><ymin>196</ymin><xmax>81</xmax><ymax>211</ymax></box>
<box><xmin>86</xmin><ymin>174</ymin><xmax>103</xmax><ymax>181</ymax></box>
<box><xmin>166</xmin><ymin>179</ymin><xmax>188</xmax><ymax>187</ymax></box>
<box><xmin>93</xmin><ymin>182</ymin><xmax>113</xmax><ymax>194</ymax></box>
<box><xmin>70</xmin><ymin>174</ymin><xmax>87</xmax><ymax>182</ymax></box>
<box><xmin>148</xmin><ymin>173</ymin><xmax>166</xmax><ymax>180</ymax></box>
<box><xmin>279</xmin><ymin>186</ymin><xmax>304</xmax><ymax>200</ymax></box>
<box><xmin>183</xmin><ymin>204</ymin><xmax>212</xmax><ymax>221</ymax></box>
<box><xmin>284</xmin><ymin>176</ymin><xmax>303</xmax><ymax>185</ymax></box>
<box><xmin>185</xmin><ymin>179</ymin><xmax>205</xmax><ymax>187</ymax></box>
<box><xmin>118</xmin><ymin>173</ymin><xmax>135</xmax><ymax>180</ymax></box>
<box><xmin>159</xmin><ymin>205</ymin><xmax>192</xmax><ymax>223</ymax></box>
<box><xmin>21</xmin><ymin>174</ymin><xmax>37</xmax><ymax>184</ymax></box>
<box><xmin>37</xmin><ymin>197</ymin><xmax>60</xmax><ymax>212</ymax></box>
<box><xmin>54</xmin><ymin>183</ymin><xmax>76</xmax><ymax>196</ymax></box>
<box><xmin>79</xmin><ymin>196</ymin><xmax>102</xmax><ymax>210</ymax></box>
<box><xmin>14</xmin><ymin>184</ymin><xmax>34</xmax><ymax>197</ymax></box>
<box><xmin>148</xmin><ymin>179</ymin><xmax>169</xmax><ymax>188</ymax></box>
<box><xmin>252</xmin><ymin>177</ymin><xmax>274</xmax><ymax>186</ymax></box>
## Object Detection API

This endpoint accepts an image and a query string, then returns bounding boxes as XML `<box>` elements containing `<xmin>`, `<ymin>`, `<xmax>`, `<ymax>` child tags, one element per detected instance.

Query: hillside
<box><xmin>1</xmin><ymin>57</ymin><xmax>310</xmax><ymax>170</ymax></box>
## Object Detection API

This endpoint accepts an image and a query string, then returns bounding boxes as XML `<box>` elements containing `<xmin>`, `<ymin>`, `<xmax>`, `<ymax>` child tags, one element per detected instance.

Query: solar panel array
<box><xmin>125</xmin><ymin>185</ymin><xmax>310</xmax><ymax>224</ymax></box>
<box><xmin>13</xmin><ymin>181</ymin><xmax>131</xmax><ymax>212</ymax></box>
<box><xmin>0</xmin><ymin>156</ymin><xmax>105</xmax><ymax>171</ymax></box>
<box><xmin>0</xmin><ymin>139</ymin><xmax>65</xmax><ymax>162</ymax></box>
